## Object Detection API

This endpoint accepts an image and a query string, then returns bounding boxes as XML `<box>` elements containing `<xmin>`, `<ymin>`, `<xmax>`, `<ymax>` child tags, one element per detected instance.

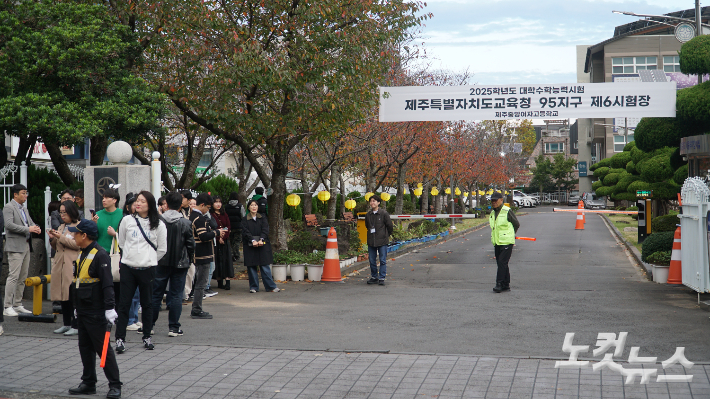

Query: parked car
<box><xmin>568</xmin><ymin>191</ymin><xmax>580</xmax><ymax>206</ymax></box>
<box><xmin>513</xmin><ymin>190</ymin><xmax>537</xmax><ymax>207</ymax></box>
<box><xmin>583</xmin><ymin>192</ymin><xmax>606</xmax><ymax>209</ymax></box>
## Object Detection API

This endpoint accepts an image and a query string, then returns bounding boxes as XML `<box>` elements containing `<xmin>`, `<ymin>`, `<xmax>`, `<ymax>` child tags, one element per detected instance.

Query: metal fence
<box><xmin>679</xmin><ymin>177</ymin><xmax>710</xmax><ymax>293</ymax></box>
<box><xmin>0</xmin><ymin>162</ymin><xmax>28</xmax><ymax>207</ymax></box>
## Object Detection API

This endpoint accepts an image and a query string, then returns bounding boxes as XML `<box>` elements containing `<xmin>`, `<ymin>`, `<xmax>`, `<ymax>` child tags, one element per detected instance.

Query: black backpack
<box><xmin>257</xmin><ymin>197</ymin><xmax>268</xmax><ymax>215</ymax></box>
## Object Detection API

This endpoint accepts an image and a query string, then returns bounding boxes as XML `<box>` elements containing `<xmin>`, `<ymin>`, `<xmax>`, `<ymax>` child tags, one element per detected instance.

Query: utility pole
<box><xmin>698</xmin><ymin>0</ymin><xmax>703</xmax><ymax>84</ymax></box>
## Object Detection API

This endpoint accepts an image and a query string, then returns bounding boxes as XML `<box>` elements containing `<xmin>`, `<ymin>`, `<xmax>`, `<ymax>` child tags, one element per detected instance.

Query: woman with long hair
<box><xmin>210</xmin><ymin>196</ymin><xmax>233</xmax><ymax>290</ymax></box>
<box><xmin>115</xmin><ymin>191</ymin><xmax>167</xmax><ymax>353</ymax></box>
<box><xmin>224</xmin><ymin>192</ymin><xmax>244</xmax><ymax>262</ymax></box>
<box><xmin>48</xmin><ymin>200</ymin><xmax>81</xmax><ymax>335</ymax></box>
<box><xmin>241</xmin><ymin>200</ymin><xmax>279</xmax><ymax>293</ymax></box>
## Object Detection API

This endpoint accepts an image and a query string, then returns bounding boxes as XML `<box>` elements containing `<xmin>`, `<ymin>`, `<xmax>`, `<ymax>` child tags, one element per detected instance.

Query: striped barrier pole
<box><xmin>552</xmin><ymin>208</ymin><xmax>639</xmax><ymax>215</ymax></box>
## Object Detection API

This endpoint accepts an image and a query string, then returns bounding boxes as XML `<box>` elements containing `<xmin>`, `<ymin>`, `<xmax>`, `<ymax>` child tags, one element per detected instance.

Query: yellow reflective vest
<box><xmin>489</xmin><ymin>205</ymin><xmax>515</xmax><ymax>246</ymax></box>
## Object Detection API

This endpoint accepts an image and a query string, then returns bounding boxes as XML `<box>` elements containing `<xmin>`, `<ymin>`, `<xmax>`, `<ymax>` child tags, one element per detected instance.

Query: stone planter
<box><xmin>272</xmin><ymin>264</ymin><xmax>287</xmax><ymax>282</ymax></box>
<box><xmin>308</xmin><ymin>264</ymin><xmax>323</xmax><ymax>281</ymax></box>
<box><xmin>290</xmin><ymin>264</ymin><xmax>305</xmax><ymax>281</ymax></box>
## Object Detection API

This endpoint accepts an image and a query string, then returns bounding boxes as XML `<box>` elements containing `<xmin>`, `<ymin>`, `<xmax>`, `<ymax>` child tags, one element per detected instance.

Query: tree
<box><xmin>148</xmin><ymin>1</ymin><xmax>426</xmax><ymax>250</ymax></box>
<box><xmin>529</xmin><ymin>154</ymin><xmax>554</xmax><ymax>194</ymax></box>
<box><xmin>550</xmin><ymin>154</ymin><xmax>579</xmax><ymax>193</ymax></box>
<box><xmin>0</xmin><ymin>1</ymin><xmax>165</xmax><ymax>184</ymax></box>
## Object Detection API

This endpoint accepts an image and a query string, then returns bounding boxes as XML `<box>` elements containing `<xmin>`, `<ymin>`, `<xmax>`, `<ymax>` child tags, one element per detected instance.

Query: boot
<box><xmin>217</xmin><ymin>280</ymin><xmax>224</xmax><ymax>289</ymax></box>
<box><xmin>224</xmin><ymin>280</ymin><xmax>230</xmax><ymax>290</ymax></box>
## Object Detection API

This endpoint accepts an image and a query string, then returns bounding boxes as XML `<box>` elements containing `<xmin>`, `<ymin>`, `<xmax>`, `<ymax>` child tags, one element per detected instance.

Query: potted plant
<box><xmin>306</xmin><ymin>251</ymin><xmax>325</xmax><ymax>281</ymax></box>
<box><xmin>272</xmin><ymin>251</ymin><xmax>294</xmax><ymax>282</ymax></box>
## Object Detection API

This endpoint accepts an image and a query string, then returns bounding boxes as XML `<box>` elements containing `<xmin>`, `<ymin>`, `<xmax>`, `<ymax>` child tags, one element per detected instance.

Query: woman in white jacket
<box><xmin>114</xmin><ymin>191</ymin><xmax>167</xmax><ymax>353</ymax></box>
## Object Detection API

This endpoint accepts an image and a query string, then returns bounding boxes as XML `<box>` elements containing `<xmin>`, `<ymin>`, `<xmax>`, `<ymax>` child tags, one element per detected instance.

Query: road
<box><xmin>4</xmin><ymin>207</ymin><xmax>708</xmax><ymax>360</ymax></box>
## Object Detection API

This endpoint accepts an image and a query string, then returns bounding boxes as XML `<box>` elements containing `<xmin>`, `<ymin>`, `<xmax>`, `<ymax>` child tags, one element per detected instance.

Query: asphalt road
<box><xmin>5</xmin><ymin>207</ymin><xmax>709</xmax><ymax>362</ymax></box>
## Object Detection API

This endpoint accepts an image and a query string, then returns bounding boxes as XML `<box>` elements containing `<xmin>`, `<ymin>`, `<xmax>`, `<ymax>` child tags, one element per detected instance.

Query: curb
<box><xmin>339</xmin><ymin>213</ymin><xmax>529</xmax><ymax>277</ymax></box>
<box><xmin>600</xmin><ymin>213</ymin><xmax>652</xmax><ymax>280</ymax></box>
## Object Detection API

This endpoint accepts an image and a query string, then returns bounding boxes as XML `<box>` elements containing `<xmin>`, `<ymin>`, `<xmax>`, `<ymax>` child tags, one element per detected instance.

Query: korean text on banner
<box><xmin>378</xmin><ymin>82</ymin><xmax>677</xmax><ymax>122</ymax></box>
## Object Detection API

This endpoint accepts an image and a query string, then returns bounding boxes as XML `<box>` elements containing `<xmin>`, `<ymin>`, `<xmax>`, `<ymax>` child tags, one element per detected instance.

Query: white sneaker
<box><xmin>126</xmin><ymin>323</ymin><xmax>140</xmax><ymax>331</ymax></box>
<box><xmin>270</xmin><ymin>288</ymin><xmax>280</xmax><ymax>293</ymax></box>
<box><xmin>3</xmin><ymin>307</ymin><xmax>18</xmax><ymax>317</ymax></box>
<box><xmin>63</xmin><ymin>328</ymin><xmax>79</xmax><ymax>336</ymax></box>
<box><xmin>54</xmin><ymin>326</ymin><xmax>71</xmax><ymax>334</ymax></box>
<box><xmin>13</xmin><ymin>306</ymin><xmax>31</xmax><ymax>314</ymax></box>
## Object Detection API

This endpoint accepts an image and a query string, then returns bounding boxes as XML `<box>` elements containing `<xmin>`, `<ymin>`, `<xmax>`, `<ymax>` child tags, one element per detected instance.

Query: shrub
<box><xmin>634</xmin><ymin>118</ymin><xmax>682</xmax><ymax>152</ymax></box>
<box><xmin>610</xmin><ymin>151</ymin><xmax>631</xmax><ymax>169</ymax></box>
<box><xmin>288</xmin><ymin>230</ymin><xmax>325</xmax><ymax>253</ymax></box>
<box><xmin>593</xmin><ymin>166</ymin><xmax>611</xmax><ymax>179</ymax></box>
<box><xmin>203</xmin><ymin>174</ymin><xmax>239</xmax><ymax>200</ymax></box>
<box><xmin>673</xmin><ymin>164</ymin><xmax>689</xmax><ymax>186</ymax></box>
<box><xmin>626</xmin><ymin>161</ymin><xmax>636</xmax><ymax>174</ymax></box>
<box><xmin>641</xmin><ymin>231</ymin><xmax>675</xmax><ymax>262</ymax></box>
<box><xmin>646</xmin><ymin>251</ymin><xmax>672</xmax><ymax>265</ymax></box>
<box><xmin>25</xmin><ymin>165</ymin><xmax>78</xmax><ymax>231</ymax></box>
<box><xmin>592</xmin><ymin>180</ymin><xmax>603</xmax><ymax>191</ymax></box>
<box><xmin>603</xmin><ymin>172</ymin><xmax>621</xmax><ymax>186</ymax></box>
<box><xmin>679</xmin><ymin>34</ymin><xmax>710</xmax><ymax>75</ymax></box>
<box><xmin>652</xmin><ymin>214</ymin><xmax>680</xmax><ymax>233</ymax></box>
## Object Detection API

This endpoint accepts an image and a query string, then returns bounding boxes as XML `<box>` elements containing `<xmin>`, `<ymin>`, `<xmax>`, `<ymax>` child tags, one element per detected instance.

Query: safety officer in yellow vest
<box><xmin>67</xmin><ymin>219</ymin><xmax>122</xmax><ymax>399</ymax></box>
<box><xmin>488</xmin><ymin>192</ymin><xmax>520</xmax><ymax>293</ymax></box>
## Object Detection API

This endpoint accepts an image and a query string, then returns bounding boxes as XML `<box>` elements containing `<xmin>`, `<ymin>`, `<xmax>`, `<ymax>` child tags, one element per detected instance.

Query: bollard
<box><xmin>18</xmin><ymin>275</ymin><xmax>57</xmax><ymax>323</ymax></box>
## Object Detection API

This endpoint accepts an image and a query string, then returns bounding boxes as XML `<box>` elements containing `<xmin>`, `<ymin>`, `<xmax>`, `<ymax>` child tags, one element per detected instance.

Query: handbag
<box><xmin>109</xmin><ymin>238</ymin><xmax>121</xmax><ymax>282</ymax></box>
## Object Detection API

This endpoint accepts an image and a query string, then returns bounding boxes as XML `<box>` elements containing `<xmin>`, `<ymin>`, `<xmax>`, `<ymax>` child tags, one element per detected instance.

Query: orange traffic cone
<box><xmin>574</xmin><ymin>202</ymin><xmax>584</xmax><ymax>229</ymax></box>
<box><xmin>667</xmin><ymin>226</ymin><xmax>683</xmax><ymax>285</ymax></box>
<box><xmin>321</xmin><ymin>227</ymin><xmax>343</xmax><ymax>282</ymax></box>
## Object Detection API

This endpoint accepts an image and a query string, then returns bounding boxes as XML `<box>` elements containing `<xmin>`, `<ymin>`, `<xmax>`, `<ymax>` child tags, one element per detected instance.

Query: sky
<box><xmin>418</xmin><ymin>0</ymin><xmax>697</xmax><ymax>85</ymax></box>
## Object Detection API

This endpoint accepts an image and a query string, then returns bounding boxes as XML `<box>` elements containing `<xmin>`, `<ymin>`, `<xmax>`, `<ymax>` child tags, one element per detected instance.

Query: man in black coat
<box><xmin>189</xmin><ymin>193</ymin><xmax>217</xmax><ymax>319</ymax></box>
<box><xmin>364</xmin><ymin>195</ymin><xmax>393</xmax><ymax>286</ymax></box>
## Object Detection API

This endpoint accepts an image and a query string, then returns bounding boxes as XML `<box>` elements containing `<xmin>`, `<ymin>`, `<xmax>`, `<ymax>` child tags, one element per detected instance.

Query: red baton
<box><xmin>515</xmin><ymin>237</ymin><xmax>536</xmax><ymax>241</ymax></box>
<box><xmin>100</xmin><ymin>323</ymin><xmax>113</xmax><ymax>368</ymax></box>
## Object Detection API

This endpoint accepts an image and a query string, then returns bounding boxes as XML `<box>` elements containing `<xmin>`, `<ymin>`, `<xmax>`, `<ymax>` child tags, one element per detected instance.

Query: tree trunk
<box><xmin>395</xmin><ymin>164</ymin><xmax>405</xmax><ymax>214</ymax></box>
<box><xmin>339</xmin><ymin>173</ymin><xmax>346</xmax><ymax>217</ymax></box>
<box><xmin>327</xmin><ymin>166</ymin><xmax>339</xmax><ymax>220</ymax></box>
<box><xmin>45</xmin><ymin>142</ymin><xmax>78</xmax><ymax>186</ymax></box>
<box><xmin>14</xmin><ymin>135</ymin><xmax>37</xmax><ymax>167</ymax></box>
<box><xmin>90</xmin><ymin>136</ymin><xmax>108</xmax><ymax>166</ymax></box>
<box><xmin>421</xmin><ymin>182</ymin><xmax>429</xmax><ymax>214</ymax></box>
<box><xmin>301</xmin><ymin>168</ymin><xmax>312</xmax><ymax>215</ymax></box>
<box><xmin>268</xmin><ymin>147</ymin><xmax>289</xmax><ymax>252</ymax></box>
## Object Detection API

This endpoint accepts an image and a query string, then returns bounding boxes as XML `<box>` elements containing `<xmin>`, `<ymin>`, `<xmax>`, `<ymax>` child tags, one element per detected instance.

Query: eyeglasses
<box><xmin>59</xmin><ymin>211</ymin><xmax>67</xmax><ymax>215</ymax></box>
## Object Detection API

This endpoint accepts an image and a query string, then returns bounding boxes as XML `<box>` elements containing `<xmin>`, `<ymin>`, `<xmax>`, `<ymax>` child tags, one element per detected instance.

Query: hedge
<box><xmin>641</xmin><ymin>231</ymin><xmax>675</xmax><ymax>262</ymax></box>
<box><xmin>651</xmin><ymin>214</ymin><xmax>680</xmax><ymax>233</ymax></box>
<box><xmin>679</xmin><ymin>34</ymin><xmax>710</xmax><ymax>75</ymax></box>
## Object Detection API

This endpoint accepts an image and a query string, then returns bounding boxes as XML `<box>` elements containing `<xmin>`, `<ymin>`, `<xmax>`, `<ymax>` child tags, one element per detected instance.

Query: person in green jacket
<box><xmin>488</xmin><ymin>191</ymin><xmax>520</xmax><ymax>293</ymax></box>
<box><xmin>92</xmin><ymin>188</ymin><xmax>123</xmax><ymax>253</ymax></box>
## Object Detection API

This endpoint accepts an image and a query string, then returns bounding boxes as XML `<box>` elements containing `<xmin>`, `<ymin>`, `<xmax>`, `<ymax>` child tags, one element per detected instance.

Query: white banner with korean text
<box><xmin>378</xmin><ymin>82</ymin><xmax>677</xmax><ymax>122</ymax></box>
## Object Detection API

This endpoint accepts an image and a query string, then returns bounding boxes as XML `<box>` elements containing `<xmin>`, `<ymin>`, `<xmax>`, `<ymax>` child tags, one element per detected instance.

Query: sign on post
<box><xmin>379</xmin><ymin>82</ymin><xmax>677</xmax><ymax>122</ymax></box>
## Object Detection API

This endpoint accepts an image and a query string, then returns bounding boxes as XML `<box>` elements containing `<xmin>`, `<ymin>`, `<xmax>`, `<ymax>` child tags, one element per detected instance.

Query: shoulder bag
<box><xmin>109</xmin><ymin>237</ymin><xmax>121</xmax><ymax>282</ymax></box>
<box><xmin>134</xmin><ymin>216</ymin><xmax>158</xmax><ymax>251</ymax></box>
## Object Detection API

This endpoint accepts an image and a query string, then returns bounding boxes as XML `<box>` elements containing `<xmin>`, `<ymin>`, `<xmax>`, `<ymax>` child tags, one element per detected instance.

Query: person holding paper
<box><xmin>241</xmin><ymin>200</ymin><xmax>279</xmax><ymax>293</ymax></box>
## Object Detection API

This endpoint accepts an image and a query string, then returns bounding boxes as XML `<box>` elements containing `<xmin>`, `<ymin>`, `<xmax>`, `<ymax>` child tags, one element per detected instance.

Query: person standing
<box><xmin>224</xmin><ymin>192</ymin><xmax>244</xmax><ymax>262</ymax></box>
<box><xmin>190</xmin><ymin>193</ymin><xmax>217</xmax><ymax>319</ymax></box>
<box><xmin>74</xmin><ymin>189</ymin><xmax>85</xmax><ymax>219</ymax></box>
<box><xmin>3</xmin><ymin>184</ymin><xmax>41</xmax><ymax>317</ymax></box>
<box><xmin>488</xmin><ymin>191</ymin><xmax>520</xmax><ymax>293</ymax></box>
<box><xmin>241</xmin><ymin>200</ymin><xmax>279</xmax><ymax>293</ymax></box>
<box><xmin>364</xmin><ymin>195</ymin><xmax>393</xmax><ymax>286</ymax></box>
<box><xmin>149</xmin><ymin>192</ymin><xmax>195</xmax><ymax>337</ymax></box>
<box><xmin>51</xmin><ymin>189</ymin><xmax>75</xmax><ymax>230</ymax></box>
<box><xmin>48</xmin><ymin>201</ymin><xmax>81</xmax><ymax>336</ymax></box>
<box><xmin>66</xmin><ymin>219</ymin><xmax>121</xmax><ymax>399</ymax></box>
<box><xmin>211</xmin><ymin>196</ymin><xmax>233</xmax><ymax>290</ymax></box>
<box><xmin>115</xmin><ymin>191</ymin><xmax>167</xmax><ymax>353</ymax></box>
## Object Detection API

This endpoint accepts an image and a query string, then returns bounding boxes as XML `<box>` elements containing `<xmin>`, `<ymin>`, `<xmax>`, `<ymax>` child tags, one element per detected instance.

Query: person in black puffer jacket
<box><xmin>224</xmin><ymin>192</ymin><xmax>244</xmax><ymax>261</ymax></box>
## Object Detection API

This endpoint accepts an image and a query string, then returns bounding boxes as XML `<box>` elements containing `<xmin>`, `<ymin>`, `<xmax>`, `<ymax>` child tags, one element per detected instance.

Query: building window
<box><xmin>663</xmin><ymin>56</ymin><xmax>681</xmax><ymax>72</ymax></box>
<box><xmin>544</xmin><ymin>142</ymin><xmax>565</xmax><ymax>154</ymax></box>
<box><xmin>182</xmin><ymin>147</ymin><xmax>214</xmax><ymax>167</ymax></box>
<box><xmin>612</xmin><ymin>56</ymin><xmax>657</xmax><ymax>74</ymax></box>
<box><xmin>613</xmin><ymin>134</ymin><xmax>634</xmax><ymax>152</ymax></box>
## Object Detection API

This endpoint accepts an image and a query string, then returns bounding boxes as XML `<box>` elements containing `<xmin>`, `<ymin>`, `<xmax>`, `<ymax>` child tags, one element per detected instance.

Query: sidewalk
<box><xmin>0</xmin><ymin>336</ymin><xmax>707</xmax><ymax>399</ymax></box>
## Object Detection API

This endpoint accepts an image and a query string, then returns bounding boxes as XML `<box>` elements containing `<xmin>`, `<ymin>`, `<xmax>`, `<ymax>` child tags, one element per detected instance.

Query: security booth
<box><xmin>636</xmin><ymin>190</ymin><xmax>652</xmax><ymax>243</ymax></box>
<box><xmin>680</xmin><ymin>134</ymin><xmax>710</xmax><ymax>179</ymax></box>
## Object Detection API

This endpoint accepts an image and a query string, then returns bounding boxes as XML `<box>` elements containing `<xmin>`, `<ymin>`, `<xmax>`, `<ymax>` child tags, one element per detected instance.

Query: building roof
<box><xmin>583</xmin><ymin>6</ymin><xmax>710</xmax><ymax>73</ymax></box>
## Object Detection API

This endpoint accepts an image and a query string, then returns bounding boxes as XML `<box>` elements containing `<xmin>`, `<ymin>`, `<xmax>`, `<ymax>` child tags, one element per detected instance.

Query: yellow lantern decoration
<box><xmin>317</xmin><ymin>190</ymin><xmax>331</xmax><ymax>203</ymax></box>
<box><xmin>504</xmin><ymin>190</ymin><xmax>509</xmax><ymax>195</ymax></box>
<box><xmin>445</xmin><ymin>188</ymin><xmax>451</xmax><ymax>195</ymax></box>
<box><xmin>403</xmin><ymin>188</ymin><xmax>408</xmax><ymax>195</ymax></box>
<box><xmin>286</xmin><ymin>193</ymin><xmax>301</xmax><ymax>207</ymax></box>
<box><xmin>486</xmin><ymin>189</ymin><xmax>494</xmax><ymax>195</ymax></box>
<box><xmin>463</xmin><ymin>191</ymin><xmax>469</xmax><ymax>198</ymax></box>
<box><xmin>417</xmin><ymin>183</ymin><xmax>423</xmax><ymax>188</ymax></box>
<box><xmin>455</xmin><ymin>187</ymin><xmax>461</xmax><ymax>196</ymax></box>
<box><xmin>431</xmin><ymin>187</ymin><xmax>439</xmax><ymax>196</ymax></box>
<box><xmin>413</xmin><ymin>187</ymin><xmax>423</xmax><ymax>197</ymax></box>
<box><xmin>344</xmin><ymin>199</ymin><xmax>357</xmax><ymax>210</ymax></box>
<box><xmin>364</xmin><ymin>192</ymin><xmax>374</xmax><ymax>201</ymax></box>
<box><xmin>380</xmin><ymin>192</ymin><xmax>391</xmax><ymax>202</ymax></box>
